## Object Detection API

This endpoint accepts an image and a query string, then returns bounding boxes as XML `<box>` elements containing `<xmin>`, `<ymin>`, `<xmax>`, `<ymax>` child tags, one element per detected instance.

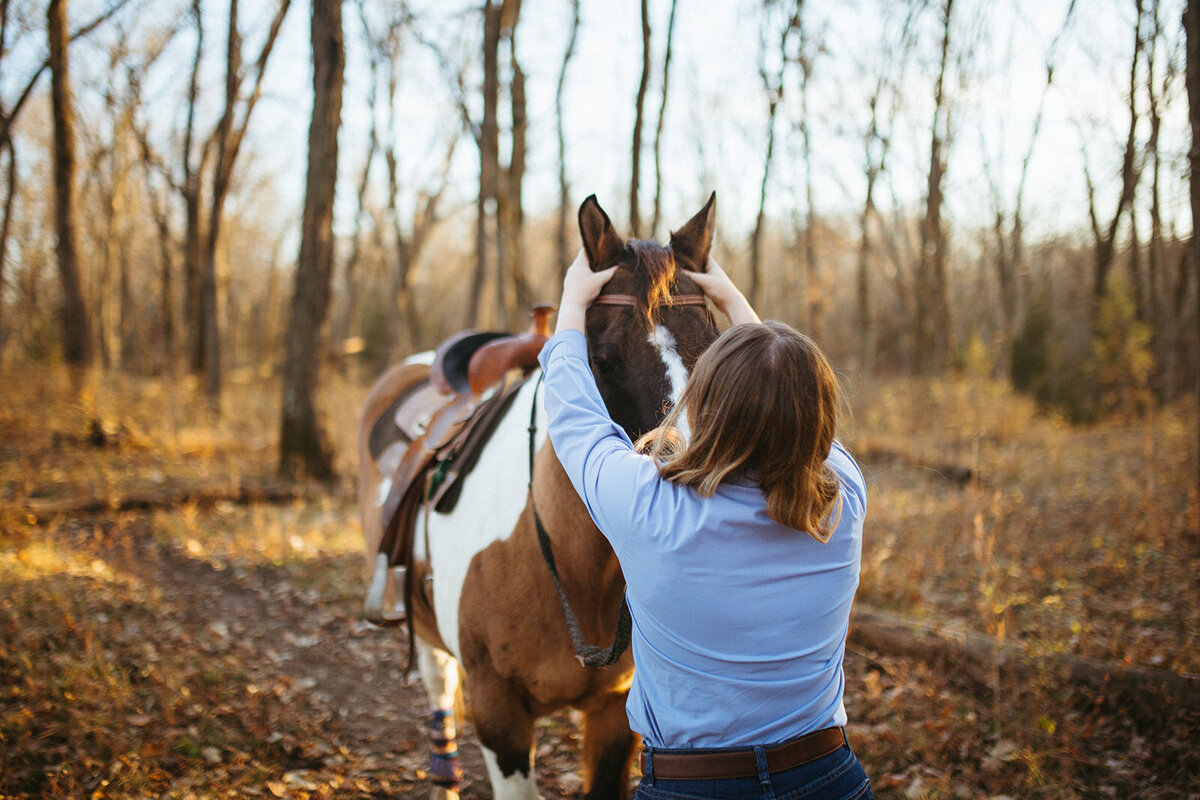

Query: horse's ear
<box><xmin>578</xmin><ymin>195</ymin><xmax>625</xmax><ymax>270</ymax></box>
<box><xmin>670</xmin><ymin>192</ymin><xmax>716</xmax><ymax>272</ymax></box>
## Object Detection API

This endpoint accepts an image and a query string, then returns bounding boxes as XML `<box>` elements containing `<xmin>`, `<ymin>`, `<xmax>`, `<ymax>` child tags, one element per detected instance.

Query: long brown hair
<box><xmin>637</xmin><ymin>321</ymin><xmax>843</xmax><ymax>542</ymax></box>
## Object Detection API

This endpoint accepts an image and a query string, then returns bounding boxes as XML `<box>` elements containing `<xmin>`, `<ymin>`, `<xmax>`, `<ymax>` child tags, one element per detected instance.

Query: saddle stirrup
<box><xmin>363</xmin><ymin>553</ymin><xmax>407</xmax><ymax>625</ymax></box>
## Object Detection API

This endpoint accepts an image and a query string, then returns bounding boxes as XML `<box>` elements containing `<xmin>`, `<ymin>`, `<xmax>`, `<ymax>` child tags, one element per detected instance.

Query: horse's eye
<box><xmin>592</xmin><ymin>344</ymin><xmax>621</xmax><ymax>376</ymax></box>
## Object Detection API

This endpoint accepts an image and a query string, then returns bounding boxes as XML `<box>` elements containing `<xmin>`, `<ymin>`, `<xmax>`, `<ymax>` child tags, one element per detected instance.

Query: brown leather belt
<box><xmin>640</xmin><ymin>727</ymin><xmax>846</xmax><ymax>781</ymax></box>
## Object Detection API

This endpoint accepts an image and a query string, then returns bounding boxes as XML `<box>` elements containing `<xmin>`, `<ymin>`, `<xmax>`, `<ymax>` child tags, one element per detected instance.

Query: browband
<box><xmin>589</xmin><ymin>293</ymin><xmax>708</xmax><ymax>308</ymax></box>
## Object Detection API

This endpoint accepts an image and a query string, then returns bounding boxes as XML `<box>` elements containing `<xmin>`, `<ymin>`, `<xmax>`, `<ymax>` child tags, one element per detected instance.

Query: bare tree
<box><xmin>181</xmin><ymin>0</ymin><xmax>208</xmax><ymax>375</ymax></box>
<box><xmin>202</xmin><ymin>0</ymin><xmax>293</xmax><ymax>403</ymax></box>
<box><xmin>335</xmin><ymin>0</ymin><xmax>388</xmax><ymax>352</ymax></box>
<box><xmin>473</xmin><ymin>0</ymin><xmax>502</xmax><ymax>327</ymax></box>
<box><xmin>981</xmin><ymin>0</ymin><xmax>1077</xmax><ymax>369</ymax></box>
<box><xmin>496</xmin><ymin>0</ymin><xmax>527</xmax><ymax>322</ymax></box>
<box><xmin>1185</xmin><ymin>0</ymin><xmax>1200</xmax><ymax>496</ymax></box>
<box><xmin>853</xmin><ymin>1</ymin><xmax>918</xmax><ymax>374</ymax></box>
<box><xmin>630</xmin><ymin>0</ymin><xmax>650</xmax><ymax>237</ymax></box>
<box><xmin>0</xmin><ymin>133</ymin><xmax>15</xmax><ymax>343</ymax></box>
<box><xmin>914</xmin><ymin>0</ymin><xmax>956</xmax><ymax>372</ymax></box>
<box><xmin>855</xmin><ymin>85</ymin><xmax>883</xmax><ymax>373</ymax></box>
<box><xmin>48</xmin><ymin>0</ymin><xmax>92</xmax><ymax>367</ymax></box>
<box><xmin>1</xmin><ymin>0</ymin><xmax>135</xmax><ymax>362</ymax></box>
<box><xmin>1146</xmin><ymin>0</ymin><xmax>1164</xmax><ymax>328</ymax></box>
<box><xmin>796</xmin><ymin>13</ymin><xmax>821</xmax><ymax>344</ymax></box>
<box><xmin>750</xmin><ymin>1</ymin><xmax>802</xmax><ymax>309</ymax></box>
<box><xmin>1093</xmin><ymin>0</ymin><xmax>1145</xmax><ymax>310</ymax></box>
<box><xmin>470</xmin><ymin>0</ymin><xmax>523</xmax><ymax>328</ymax></box>
<box><xmin>280</xmin><ymin>0</ymin><xmax>344</xmax><ymax>481</ymax></box>
<box><xmin>556</xmin><ymin>0</ymin><xmax>581</xmax><ymax>275</ymax></box>
<box><xmin>362</xmin><ymin>4</ymin><xmax>457</xmax><ymax>357</ymax></box>
<box><xmin>0</xmin><ymin>0</ymin><xmax>134</xmax><ymax>147</ymax></box>
<box><xmin>650</xmin><ymin>0</ymin><xmax>678</xmax><ymax>239</ymax></box>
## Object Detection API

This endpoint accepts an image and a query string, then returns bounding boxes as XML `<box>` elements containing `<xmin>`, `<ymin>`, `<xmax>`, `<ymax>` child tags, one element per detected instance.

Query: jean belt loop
<box><xmin>643</xmin><ymin>747</ymin><xmax>654</xmax><ymax>786</ymax></box>
<box><xmin>753</xmin><ymin>745</ymin><xmax>773</xmax><ymax>795</ymax></box>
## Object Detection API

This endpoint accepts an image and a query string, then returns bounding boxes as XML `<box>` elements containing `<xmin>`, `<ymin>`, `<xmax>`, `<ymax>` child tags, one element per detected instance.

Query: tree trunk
<box><xmin>385</xmin><ymin>148</ymin><xmax>417</xmax><ymax>357</ymax></box>
<box><xmin>1185</xmin><ymin>0</ymin><xmax>1200</xmax><ymax>499</ymax></box>
<box><xmin>850</xmin><ymin>606</ymin><xmax>1200</xmax><ymax>716</ymax></box>
<box><xmin>555</xmin><ymin>0</ymin><xmax>580</xmax><ymax>276</ymax></box>
<box><xmin>916</xmin><ymin>0</ymin><xmax>955</xmax><ymax>372</ymax></box>
<box><xmin>338</xmin><ymin>99</ymin><xmax>376</xmax><ymax>351</ymax></box>
<box><xmin>280</xmin><ymin>0</ymin><xmax>344</xmax><ymax>481</ymax></box>
<box><xmin>201</xmin><ymin>0</ymin><xmax>245</xmax><ymax>405</ymax></box>
<box><xmin>183</xmin><ymin>0</ymin><xmax>290</xmax><ymax>393</ymax></box>
<box><xmin>497</xmin><ymin>2</ymin><xmax>526</xmax><ymax>324</ymax></box>
<box><xmin>856</xmin><ymin>91</ymin><xmax>881</xmax><ymax>374</ymax></box>
<box><xmin>1147</xmin><ymin>0</ymin><xmax>1170</xmax><ymax>392</ymax></box>
<box><xmin>650</xmin><ymin>0</ymin><xmax>678</xmax><ymax>239</ymax></box>
<box><xmin>183</xmin><ymin>0</ymin><xmax>204</xmax><ymax>374</ymax></box>
<box><xmin>798</xmin><ymin>24</ymin><xmax>821</xmax><ymax>344</ymax></box>
<box><xmin>1095</xmin><ymin>0</ymin><xmax>1144</xmax><ymax>307</ymax></box>
<box><xmin>473</xmin><ymin>0</ymin><xmax>501</xmax><ymax>328</ymax></box>
<box><xmin>630</xmin><ymin>0</ymin><xmax>650</xmax><ymax>237</ymax></box>
<box><xmin>0</xmin><ymin>138</ymin><xmax>15</xmax><ymax>344</ymax></box>
<box><xmin>144</xmin><ymin>167</ymin><xmax>175</xmax><ymax>368</ymax></box>
<box><xmin>47</xmin><ymin>0</ymin><xmax>91</xmax><ymax>367</ymax></box>
<box><xmin>749</xmin><ymin>92</ymin><xmax>778</xmax><ymax>312</ymax></box>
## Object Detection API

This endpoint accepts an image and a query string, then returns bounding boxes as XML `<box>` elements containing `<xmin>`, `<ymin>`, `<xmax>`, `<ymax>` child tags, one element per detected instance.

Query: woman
<box><xmin>537</xmin><ymin>251</ymin><xmax>872</xmax><ymax>800</ymax></box>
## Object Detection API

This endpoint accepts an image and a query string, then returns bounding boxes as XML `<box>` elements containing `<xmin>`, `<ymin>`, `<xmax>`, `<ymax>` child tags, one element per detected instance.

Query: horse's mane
<box><xmin>627</xmin><ymin>239</ymin><xmax>676</xmax><ymax>325</ymax></box>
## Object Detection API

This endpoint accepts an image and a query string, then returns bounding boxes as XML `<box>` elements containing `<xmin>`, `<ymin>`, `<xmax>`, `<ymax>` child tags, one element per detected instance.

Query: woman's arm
<box><xmin>685</xmin><ymin>256</ymin><xmax>760</xmax><ymax>326</ymax></box>
<box><xmin>555</xmin><ymin>250</ymin><xmax>618</xmax><ymax>334</ymax></box>
<box><xmin>540</xmin><ymin>251</ymin><xmax>661</xmax><ymax>547</ymax></box>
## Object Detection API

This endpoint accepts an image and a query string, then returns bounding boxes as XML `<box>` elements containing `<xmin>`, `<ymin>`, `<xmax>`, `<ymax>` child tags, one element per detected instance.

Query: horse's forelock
<box><xmin>627</xmin><ymin>240</ymin><xmax>676</xmax><ymax>324</ymax></box>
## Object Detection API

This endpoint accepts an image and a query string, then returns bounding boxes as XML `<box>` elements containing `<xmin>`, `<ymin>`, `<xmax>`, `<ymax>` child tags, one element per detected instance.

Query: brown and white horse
<box><xmin>358</xmin><ymin>195</ymin><xmax>720</xmax><ymax>799</ymax></box>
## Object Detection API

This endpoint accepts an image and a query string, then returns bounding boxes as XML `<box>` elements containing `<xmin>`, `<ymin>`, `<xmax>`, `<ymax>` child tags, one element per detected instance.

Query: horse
<box><xmin>357</xmin><ymin>194</ymin><xmax>721</xmax><ymax>800</ymax></box>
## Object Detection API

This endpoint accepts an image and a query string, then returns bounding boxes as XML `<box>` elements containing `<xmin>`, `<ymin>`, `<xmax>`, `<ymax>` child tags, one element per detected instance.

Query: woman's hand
<box><xmin>556</xmin><ymin>250</ymin><xmax>618</xmax><ymax>334</ymax></box>
<box><xmin>686</xmin><ymin>256</ymin><xmax>760</xmax><ymax>325</ymax></box>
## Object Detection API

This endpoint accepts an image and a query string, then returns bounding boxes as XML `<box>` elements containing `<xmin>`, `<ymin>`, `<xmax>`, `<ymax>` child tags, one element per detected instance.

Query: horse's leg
<box><xmin>580</xmin><ymin>692</ymin><xmax>637</xmax><ymax>800</ymax></box>
<box><xmin>416</xmin><ymin>637</ymin><xmax>464</xmax><ymax>800</ymax></box>
<box><xmin>465</xmin><ymin>661</ymin><xmax>540</xmax><ymax>800</ymax></box>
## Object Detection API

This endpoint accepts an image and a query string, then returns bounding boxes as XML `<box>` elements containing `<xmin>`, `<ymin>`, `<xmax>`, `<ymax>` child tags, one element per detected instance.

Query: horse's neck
<box><xmin>535</xmin><ymin>443</ymin><xmax>623</xmax><ymax>567</ymax></box>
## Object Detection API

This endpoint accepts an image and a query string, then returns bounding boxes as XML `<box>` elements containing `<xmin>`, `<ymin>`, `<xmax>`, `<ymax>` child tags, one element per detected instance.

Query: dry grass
<box><xmin>845</xmin><ymin>374</ymin><xmax>1199</xmax><ymax>675</ymax></box>
<box><xmin>1</xmin><ymin>362</ymin><xmax>1197</xmax><ymax>798</ymax></box>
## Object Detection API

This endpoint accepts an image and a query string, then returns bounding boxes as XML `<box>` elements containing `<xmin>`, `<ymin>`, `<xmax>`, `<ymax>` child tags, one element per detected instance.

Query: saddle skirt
<box><xmin>363</xmin><ymin>307</ymin><xmax>553</xmax><ymax>628</ymax></box>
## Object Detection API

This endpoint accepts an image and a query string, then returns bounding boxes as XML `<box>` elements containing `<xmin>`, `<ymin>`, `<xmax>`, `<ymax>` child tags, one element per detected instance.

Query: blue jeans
<box><xmin>635</xmin><ymin>743</ymin><xmax>873</xmax><ymax>800</ymax></box>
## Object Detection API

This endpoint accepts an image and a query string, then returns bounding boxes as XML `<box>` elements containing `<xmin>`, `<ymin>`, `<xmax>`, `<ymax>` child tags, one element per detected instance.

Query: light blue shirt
<box><xmin>538</xmin><ymin>329</ymin><xmax>866</xmax><ymax>749</ymax></box>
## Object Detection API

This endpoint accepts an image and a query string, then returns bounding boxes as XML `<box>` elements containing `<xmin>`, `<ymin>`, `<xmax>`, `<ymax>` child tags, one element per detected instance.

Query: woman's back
<box><xmin>540</xmin><ymin>329</ymin><xmax>866</xmax><ymax>748</ymax></box>
<box><xmin>619</xmin><ymin>442</ymin><xmax>866</xmax><ymax>748</ymax></box>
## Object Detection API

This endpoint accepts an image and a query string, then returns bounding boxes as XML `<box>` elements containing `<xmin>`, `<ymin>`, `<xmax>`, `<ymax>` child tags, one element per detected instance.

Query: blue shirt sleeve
<box><xmin>537</xmin><ymin>329</ymin><xmax>669</xmax><ymax>554</ymax></box>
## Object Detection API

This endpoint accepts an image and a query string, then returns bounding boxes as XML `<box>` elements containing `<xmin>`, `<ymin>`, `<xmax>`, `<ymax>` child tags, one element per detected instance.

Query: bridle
<box><xmin>529</xmin><ymin>288</ymin><xmax>713</xmax><ymax>668</ymax></box>
<box><xmin>589</xmin><ymin>293</ymin><xmax>708</xmax><ymax>308</ymax></box>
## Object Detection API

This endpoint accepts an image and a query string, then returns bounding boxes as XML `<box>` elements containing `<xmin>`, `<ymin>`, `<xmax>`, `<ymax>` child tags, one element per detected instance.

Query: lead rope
<box><xmin>528</xmin><ymin>370</ymin><xmax>632</xmax><ymax>668</ymax></box>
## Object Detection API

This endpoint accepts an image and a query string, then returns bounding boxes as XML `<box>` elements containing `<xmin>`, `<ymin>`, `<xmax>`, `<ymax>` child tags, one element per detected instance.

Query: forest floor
<box><xmin>1</xmin><ymin>362</ymin><xmax>1198</xmax><ymax>799</ymax></box>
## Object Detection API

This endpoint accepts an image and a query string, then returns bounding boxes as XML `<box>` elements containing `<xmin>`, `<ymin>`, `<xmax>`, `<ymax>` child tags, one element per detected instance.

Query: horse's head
<box><xmin>577</xmin><ymin>194</ymin><xmax>721</xmax><ymax>439</ymax></box>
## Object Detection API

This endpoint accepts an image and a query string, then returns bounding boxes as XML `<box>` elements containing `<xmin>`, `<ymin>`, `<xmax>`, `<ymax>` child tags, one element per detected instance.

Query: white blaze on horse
<box><xmin>357</xmin><ymin>195</ymin><xmax>721</xmax><ymax>800</ymax></box>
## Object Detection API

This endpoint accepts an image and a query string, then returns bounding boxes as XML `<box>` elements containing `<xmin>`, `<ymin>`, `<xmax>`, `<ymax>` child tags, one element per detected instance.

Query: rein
<box><xmin>528</xmin><ymin>288</ymin><xmax>711</xmax><ymax>668</ymax></box>
<box><xmin>528</xmin><ymin>370</ymin><xmax>632</xmax><ymax>668</ymax></box>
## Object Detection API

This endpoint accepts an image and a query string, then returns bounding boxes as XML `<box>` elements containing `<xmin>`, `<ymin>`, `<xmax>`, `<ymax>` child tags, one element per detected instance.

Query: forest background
<box><xmin>1</xmin><ymin>0</ymin><xmax>1198</xmax><ymax>797</ymax></box>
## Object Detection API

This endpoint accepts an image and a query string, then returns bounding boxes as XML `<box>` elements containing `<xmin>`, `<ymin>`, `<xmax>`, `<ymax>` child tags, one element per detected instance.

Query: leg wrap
<box><xmin>428</xmin><ymin>708</ymin><xmax>463</xmax><ymax>790</ymax></box>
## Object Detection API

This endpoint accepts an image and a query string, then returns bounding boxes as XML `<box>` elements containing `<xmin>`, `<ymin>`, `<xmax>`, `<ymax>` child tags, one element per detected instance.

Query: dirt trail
<box><xmin>40</xmin><ymin>506</ymin><xmax>1199</xmax><ymax>799</ymax></box>
<box><xmin>68</xmin><ymin>515</ymin><xmax>579</xmax><ymax>799</ymax></box>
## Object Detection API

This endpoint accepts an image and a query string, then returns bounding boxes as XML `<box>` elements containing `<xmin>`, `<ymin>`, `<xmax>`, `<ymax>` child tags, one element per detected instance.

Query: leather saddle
<box><xmin>363</xmin><ymin>304</ymin><xmax>555</xmax><ymax>627</ymax></box>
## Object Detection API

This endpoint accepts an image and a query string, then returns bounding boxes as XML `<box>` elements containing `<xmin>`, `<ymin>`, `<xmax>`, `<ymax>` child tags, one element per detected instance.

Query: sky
<box><xmin>5</xmin><ymin>0</ymin><xmax>1190</xmax><ymax>262</ymax></box>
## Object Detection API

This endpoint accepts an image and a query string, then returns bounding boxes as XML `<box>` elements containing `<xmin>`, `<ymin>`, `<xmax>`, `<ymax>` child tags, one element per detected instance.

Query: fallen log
<box><xmin>22</xmin><ymin>480</ymin><xmax>309</xmax><ymax>522</ymax></box>
<box><xmin>849</xmin><ymin>441</ymin><xmax>974</xmax><ymax>487</ymax></box>
<box><xmin>850</xmin><ymin>606</ymin><xmax>1200</xmax><ymax>714</ymax></box>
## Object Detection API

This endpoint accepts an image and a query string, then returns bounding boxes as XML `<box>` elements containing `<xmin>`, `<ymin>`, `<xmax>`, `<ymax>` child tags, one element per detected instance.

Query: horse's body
<box><xmin>358</xmin><ymin>195</ymin><xmax>720</xmax><ymax>800</ymax></box>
